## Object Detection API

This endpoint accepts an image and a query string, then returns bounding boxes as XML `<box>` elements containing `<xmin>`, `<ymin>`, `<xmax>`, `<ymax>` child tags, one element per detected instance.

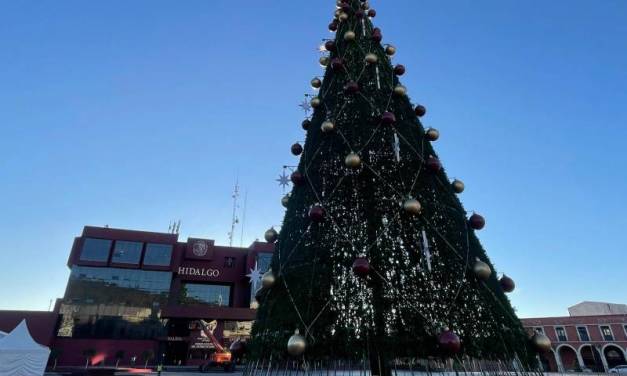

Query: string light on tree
<box><xmin>253</xmin><ymin>1</ymin><xmax>534</xmax><ymax>373</ymax></box>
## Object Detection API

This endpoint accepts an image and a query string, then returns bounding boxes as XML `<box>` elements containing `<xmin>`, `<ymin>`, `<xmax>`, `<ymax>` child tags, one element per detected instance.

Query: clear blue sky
<box><xmin>1</xmin><ymin>0</ymin><xmax>626</xmax><ymax>318</ymax></box>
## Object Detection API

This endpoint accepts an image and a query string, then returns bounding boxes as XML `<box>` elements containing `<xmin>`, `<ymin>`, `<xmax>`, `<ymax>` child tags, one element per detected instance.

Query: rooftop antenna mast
<box><xmin>239</xmin><ymin>189</ymin><xmax>248</xmax><ymax>247</ymax></box>
<box><xmin>228</xmin><ymin>178</ymin><xmax>240</xmax><ymax>247</ymax></box>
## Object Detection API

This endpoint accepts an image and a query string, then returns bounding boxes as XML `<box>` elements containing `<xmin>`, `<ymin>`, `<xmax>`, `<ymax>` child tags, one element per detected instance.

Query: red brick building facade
<box><xmin>522</xmin><ymin>304</ymin><xmax>627</xmax><ymax>372</ymax></box>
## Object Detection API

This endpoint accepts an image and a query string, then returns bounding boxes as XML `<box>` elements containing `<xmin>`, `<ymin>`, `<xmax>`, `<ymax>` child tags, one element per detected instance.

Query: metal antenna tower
<box><xmin>239</xmin><ymin>189</ymin><xmax>248</xmax><ymax>247</ymax></box>
<box><xmin>228</xmin><ymin>179</ymin><xmax>240</xmax><ymax>247</ymax></box>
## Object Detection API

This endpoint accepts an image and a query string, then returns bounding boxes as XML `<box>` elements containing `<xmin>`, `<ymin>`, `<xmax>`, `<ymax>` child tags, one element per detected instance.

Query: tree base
<box><xmin>243</xmin><ymin>357</ymin><xmax>541</xmax><ymax>376</ymax></box>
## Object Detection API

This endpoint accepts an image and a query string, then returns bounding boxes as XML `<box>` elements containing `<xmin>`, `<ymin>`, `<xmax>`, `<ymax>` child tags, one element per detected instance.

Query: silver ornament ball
<box><xmin>311</xmin><ymin>77</ymin><xmax>322</xmax><ymax>89</ymax></box>
<box><xmin>261</xmin><ymin>268</ymin><xmax>276</xmax><ymax>289</ymax></box>
<box><xmin>344</xmin><ymin>31</ymin><xmax>356</xmax><ymax>41</ymax></box>
<box><xmin>403</xmin><ymin>198</ymin><xmax>422</xmax><ymax>215</ymax></box>
<box><xmin>287</xmin><ymin>329</ymin><xmax>307</xmax><ymax>357</ymax></box>
<box><xmin>394</xmin><ymin>85</ymin><xmax>407</xmax><ymax>96</ymax></box>
<box><xmin>452</xmin><ymin>179</ymin><xmax>465</xmax><ymax>194</ymax></box>
<box><xmin>345</xmin><ymin>152</ymin><xmax>362</xmax><ymax>169</ymax></box>
<box><xmin>310</xmin><ymin>97</ymin><xmax>322</xmax><ymax>108</ymax></box>
<box><xmin>264</xmin><ymin>228</ymin><xmax>278</xmax><ymax>243</ymax></box>
<box><xmin>473</xmin><ymin>258</ymin><xmax>492</xmax><ymax>281</ymax></box>
<box><xmin>365</xmin><ymin>53</ymin><xmax>378</xmax><ymax>64</ymax></box>
<box><xmin>321</xmin><ymin>121</ymin><xmax>335</xmax><ymax>133</ymax></box>
<box><xmin>531</xmin><ymin>332</ymin><xmax>552</xmax><ymax>353</ymax></box>
<box><xmin>425</xmin><ymin>128</ymin><xmax>440</xmax><ymax>141</ymax></box>
<box><xmin>281</xmin><ymin>195</ymin><xmax>290</xmax><ymax>208</ymax></box>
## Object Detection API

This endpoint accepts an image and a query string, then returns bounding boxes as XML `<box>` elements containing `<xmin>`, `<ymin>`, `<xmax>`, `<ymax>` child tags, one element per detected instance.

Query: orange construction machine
<box><xmin>197</xmin><ymin>320</ymin><xmax>233</xmax><ymax>372</ymax></box>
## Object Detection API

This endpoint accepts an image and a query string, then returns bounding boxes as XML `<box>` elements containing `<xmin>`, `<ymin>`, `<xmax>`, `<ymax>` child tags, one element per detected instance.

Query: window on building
<box><xmin>624</xmin><ymin>324</ymin><xmax>627</xmax><ymax>337</ymax></box>
<box><xmin>180</xmin><ymin>283</ymin><xmax>231</xmax><ymax>307</ymax></box>
<box><xmin>56</xmin><ymin>266</ymin><xmax>172</xmax><ymax>339</ymax></box>
<box><xmin>600</xmin><ymin>325</ymin><xmax>614</xmax><ymax>341</ymax></box>
<box><xmin>111</xmin><ymin>241</ymin><xmax>143</xmax><ymax>265</ymax></box>
<box><xmin>143</xmin><ymin>243</ymin><xmax>173</xmax><ymax>266</ymax></box>
<box><xmin>577</xmin><ymin>326</ymin><xmax>590</xmax><ymax>341</ymax></box>
<box><xmin>534</xmin><ymin>327</ymin><xmax>545</xmax><ymax>334</ymax></box>
<box><xmin>224</xmin><ymin>257</ymin><xmax>236</xmax><ymax>268</ymax></box>
<box><xmin>79</xmin><ymin>238</ymin><xmax>112</xmax><ymax>262</ymax></box>
<box><xmin>555</xmin><ymin>326</ymin><xmax>567</xmax><ymax>341</ymax></box>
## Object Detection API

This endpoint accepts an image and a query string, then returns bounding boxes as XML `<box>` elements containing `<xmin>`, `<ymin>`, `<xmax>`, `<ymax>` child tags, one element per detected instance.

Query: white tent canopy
<box><xmin>0</xmin><ymin>320</ymin><xmax>50</xmax><ymax>376</ymax></box>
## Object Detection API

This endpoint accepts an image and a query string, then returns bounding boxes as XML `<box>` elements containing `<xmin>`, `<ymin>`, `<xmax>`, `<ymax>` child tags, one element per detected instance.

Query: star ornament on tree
<box><xmin>276</xmin><ymin>171</ymin><xmax>291</xmax><ymax>189</ymax></box>
<box><xmin>247</xmin><ymin>262</ymin><xmax>263</xmax><ymax>292</ymax></box>
<box><xmin>299</xmin><ymin>99</ymin><xmax>311</xmax><ymax>115</ymax></box>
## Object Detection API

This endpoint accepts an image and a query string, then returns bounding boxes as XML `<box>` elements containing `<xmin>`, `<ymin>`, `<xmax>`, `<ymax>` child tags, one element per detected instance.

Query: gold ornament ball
<box><xmin>334</xmin><ymin>9</ymin><xmax>342</xmax><ymax>18</ymax></box>
<box><xmin>473</xmin><ymin>258</ymin><xmax>492</xmax><ymax>281</ymax></box>
<box><xmin>386</xmin><ymin>45</ymin><xmax>397</xmax><ymax>56</ymax></box>
<box><xmin>321</xmin><ymin>121</ymin><xmax>335</xmax><ymax>133</ymax></box>
<box><xmin>394</xmin><ymin>85</ymin><xmax>407</xmax><ymax>96</ymax></box>
<box><xmin>362</xmin><ymin>1</ymin><xmax>370</xmax><ymax>10</ymax></box>
<box><xmin>287</xmin><ymin>329</ymin><xmax>307</xmax><ymax>357</ymax></box>
<box><xmin>281</xmin><ymin>195</ymin><xmax>290</xmax><ymax>208</ymax></box>
<box><xmin>311</xmin><ymin>77</ymin><xmax>322</xmax><ymax>89</ymax></box>
<box><xmin>264</xmin><ymin>227</ymin><xmax>278</xmax><ymax>243</ymax></box>
<box><xmin>336</xmin><ymin>0</ymin><xmax>344</xmax><ymax>6</ymax></box>
<box><xmin>425</xmin><ymin>128</ymin><xmax>440</xmax><ymax>141</ymax></box>
<box><xmin>344</xmin><ymin>31</ymin><xmax>356</xmax><ymax>42</ymax></box>
<box><xmin>310</xmin><ymin>97</ymin><xmax>322</xmax><ymax>108</ymax></box>
<box><xmin>365</xmin><ymin>53</ymin><xmax>378</xmax><ymax>64</ymax></box>
<box><xmin>319</xmin><ymin>56</ymin><xmax>330</xmax><ymax>67</ymax></box>
<box><xmin>338</xmin><ymin>12</ymin><xmax>349</xmax><ymax>22</ymax></box>
<box><xmin>452</xmin><ymin>179</ymin><xmax>465</xmax><ymax>194</ymax></box>
<box><xmin>261</xmin><ymin>269</ymin><xmax>276</xmax><ymax>289</ymax></box>
<box><xmin>345</xmin><ymin>153</ymin><xmax>362</xmax><ymax>169</ymax></box>
<box><xmin>531</xmin><ymin>332</ymin><xmax>552</xmax><ymax>353</ymax></box>
<box><xmin>403</xmin><ymin>198</ymin><xmax>422</xmax><ymax>215</ymax></box>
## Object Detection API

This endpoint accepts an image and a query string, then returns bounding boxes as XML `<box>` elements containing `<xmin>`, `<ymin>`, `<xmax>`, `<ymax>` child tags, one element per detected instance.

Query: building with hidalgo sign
<box><xmin>0</xmin><ymin>226</ymin><xmax>273</xmax><ymax>367</ymax></box>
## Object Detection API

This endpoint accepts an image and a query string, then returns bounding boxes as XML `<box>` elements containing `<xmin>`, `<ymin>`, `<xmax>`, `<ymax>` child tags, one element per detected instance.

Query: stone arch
<box><xmin>602</xmin><ymin>344</ymin><xmax>627</xmax><ymax>369</ymax></box>
<box><xmin>538</xmin><ymin>349</ymin><xmax>559</xmax><ymax>372</ymax></box>
<box><xmin>556</xmin><ymin>344</ymin><xmax>581</xmax><ymax>372</ymax></box>
<box><xmin>579</xmin><ymin>344</ymin><xmax>604</xmax><ymax>372</ymax></box>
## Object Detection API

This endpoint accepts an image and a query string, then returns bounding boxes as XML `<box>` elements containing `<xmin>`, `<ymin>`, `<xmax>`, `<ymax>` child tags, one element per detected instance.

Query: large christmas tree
<box><xmin>249</xmin><ymin>1</ymin><xmax>540</xmax><ymax>374</ymax></box>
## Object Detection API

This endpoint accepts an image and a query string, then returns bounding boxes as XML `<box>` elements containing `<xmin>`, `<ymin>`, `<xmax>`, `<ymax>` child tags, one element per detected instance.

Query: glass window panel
<box><xmin>111</xmin><ymin>241</ymin><xmax>143</xmax><ymax>265</ymax></box>
<box><xmin>79</xmin><ymin>238</ymin><xmax>112</xmax><ymax>262</ymax></box>
<box><xmin>144</xmin><ymin>243</ymin><xmax>173</xmax><ymax>266</ymax></box>
<box><xmin>600</xmin><ymin>326</ymin><xmax>613</xmax><ymax>341</ymax></box>
<box><xmin>59</xmin><ymin>266</ymin><xmax>172</xmax><ymax>339</ymax></box>
<box><xmin>180</xmin><ymin>283</ymin><xmax>231</xmax><ymax>307</ymax></box>
<box><xmin>555</xmin><ymin>327</ymin><xmax>567</xmax><ymax>341</ymax></box>
<box><xmin>577</xmin><ymin>326</ymin><xmax>590</xmax><ymax>341</ymax></box>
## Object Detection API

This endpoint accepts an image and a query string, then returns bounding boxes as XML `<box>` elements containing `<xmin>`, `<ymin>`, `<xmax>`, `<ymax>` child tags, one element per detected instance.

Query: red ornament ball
<box><xmin>291</xmin><ymin>143</ymin><xmax>303</xmax><ymax>156</ymax></box>
<box><xmin>229</xmin><ymin>340</ymin><xmax>247</xmax><ymax>358</ymax></box>
<box><xmin>394</xmin><ymin>64</ymin><xmax>406</xmax><ymax>76</ymax></box>
<box><xmin>308</xmin><ymin>205</ymin><xmax>325</xmax><ymax>222</ymax></box>
<box><xmin>372</xmin><ymin>28</ymin><xmax>382</xmax><ymax>42</ymax></box>
<box><xmin>367</xmin><ymin>9</ymin><xmax>376</xmax><ymax>18</ymax></box>
<box><xmin>328</xmin><ymin>21</ymin><xmax>338</xmax><ymax>32</ymax></box>
<box><xmin>468</xmin><ymin>213</ymin><xmax>485</xmax><ymax>230</ymax></box>
<box><xmin>325</xmin><ymin>40</ymin><xmax>337</xmax><ymax>52</ymax></box>
<box><xmin>415</xmin><ymin>105</ymin><xmax>427</xmax><ymax>117</ymax></box>
<box><xmin>302</xmin><ymin>119</ymin><xmax>311</xmax><ymax>130</ymax></box>
<box><xmin>352</xmin><ymin>257</ymin><xmax>371</xmax><ymax>278</ymax></box>
<box><xmin>426</xmin><ymin>156</ymin><xmax>441</xmax><ymax>172</ymax></box>
<box><xmin>344</xmin><ymin>81</ymin><xmax>360</xmax><ymax>94</ymax></box>
<box><xmin>355</xmin><ymin>9</ymin><xmax>365</xmax><ymax>18</ymax></box>
<box><xmin>381</xmin><ymin>111</ymin><xmax>396</xmax><ymax>125</ymax></box>
<box><xmin>499</xmin><ymin>274</ymin><xmax>516</xmax><ymax>293</ymax></box>
<box><xmin>330</xmin><ymin>58</ymin><xmax>344</xmax><ymax>71</ymax></box>
<box><xmin>438</xmin><ymin>330</ymin><xmax>461</xmax><ymax>355</ymax></box>
<box><xmin>290</xmin><ymin>171</ymin><xmax>305</xmax><ymax>186</ymax></box>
